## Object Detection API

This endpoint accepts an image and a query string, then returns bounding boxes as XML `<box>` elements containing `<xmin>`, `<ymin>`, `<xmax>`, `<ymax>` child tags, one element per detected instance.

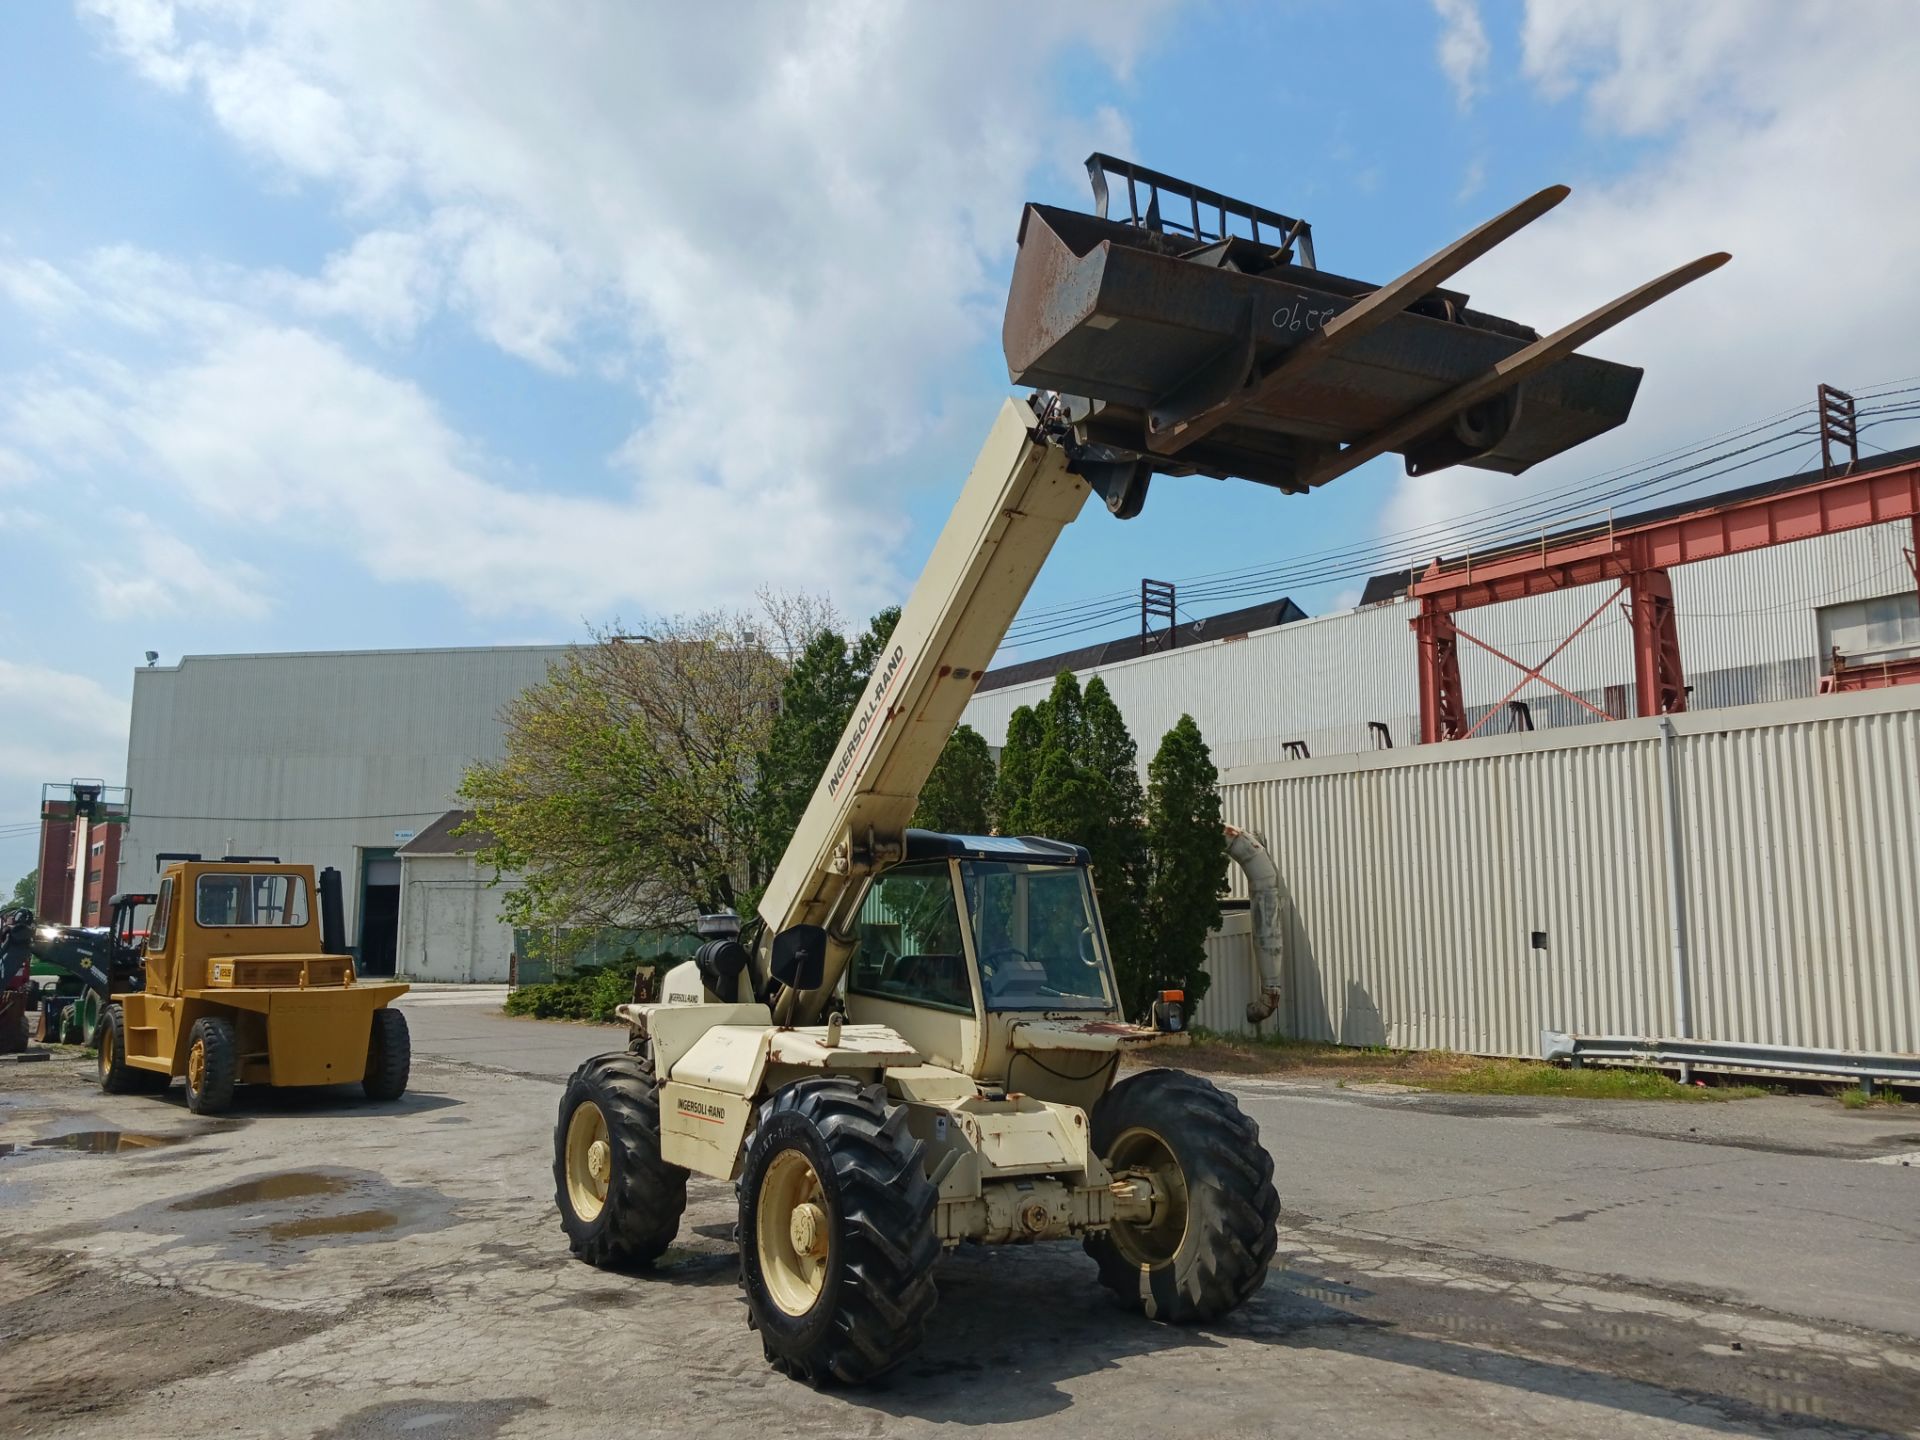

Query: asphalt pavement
<box><xmin>393</xmin><ymin>988</ymin><xmax>1920</xmax><ymax>1337</ymax></box>
<box><xmin>0</xmin><ymin>986</ymin><xmax>1912</xmax><ymax>1439</ymax></box>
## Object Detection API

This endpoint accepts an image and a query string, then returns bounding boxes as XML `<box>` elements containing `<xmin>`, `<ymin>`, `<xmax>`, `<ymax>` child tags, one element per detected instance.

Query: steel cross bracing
<box><xmin>1407</xmin><ymin>455</ymin><xmax>1920</xmax><ymax>743</ymax></box>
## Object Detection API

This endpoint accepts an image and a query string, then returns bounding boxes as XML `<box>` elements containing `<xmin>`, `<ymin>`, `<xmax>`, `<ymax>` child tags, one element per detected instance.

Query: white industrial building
<box><xmin>961</xmin><ymin>522</ymin><xmax>1920</xmax><ymax>764</ymax></box>
<box><xmin>115</xmin><ymin>462</ymin><xmax>1920</xmax><ymax>1000</ymax></box>
<box><xmin>122</xmin><ymin>645</ymin><xmax>568</xmax><ymax>980</ymax></box>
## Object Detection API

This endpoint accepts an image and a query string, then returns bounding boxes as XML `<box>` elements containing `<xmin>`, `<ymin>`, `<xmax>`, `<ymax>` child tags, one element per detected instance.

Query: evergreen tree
<box><xmin>994</xmin><ymin>705</ymin><xmax>1043</xmax><ymax>835</ymax></box>
<box><xmin>749</xmin><ymin>607</ymin><xmax>901</xmax><ymax>894</ymax></box>
<box><xmin>914</xmin><ymin>724</ymin><xmax>996</xmax><ymax>834</ymax></box>
<box><xmin>1079</xmin><ymin>678</ymin><xmax>1150</xmax><ymax>1012</ymax></box>
<box><xmin>1143</xmin><ymin>713</ymin><xmax>1228</xmax><ymax>1011</ymax></box>
<box><xmin>1023</xmin><ymin>672</ymin><xmax>1098</xmax><ymax>843</ymax></box>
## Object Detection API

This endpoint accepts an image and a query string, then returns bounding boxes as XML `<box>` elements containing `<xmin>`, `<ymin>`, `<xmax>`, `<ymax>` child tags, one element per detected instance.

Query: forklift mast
<box><xmin>752</xmin><ymin>156</ymin><xmax>1726</xmax><ymax>1025</ymax></box>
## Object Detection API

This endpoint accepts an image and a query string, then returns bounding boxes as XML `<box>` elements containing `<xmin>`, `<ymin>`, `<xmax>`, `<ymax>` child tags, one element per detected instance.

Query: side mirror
<box><xmin>770</xmin><ymin>925</ymin><xmax>828</xmax><ymax>992</ymax></box>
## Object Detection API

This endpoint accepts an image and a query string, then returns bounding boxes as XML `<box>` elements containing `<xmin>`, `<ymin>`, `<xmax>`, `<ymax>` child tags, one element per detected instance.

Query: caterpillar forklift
<box><xmin>553</xmin><ymin>155</ymin><xmax>1726</xmax><ymax>1382</ymax></box>
<box><xmin>91</xmin><ymin>859</ymin><xmax>411</xmax><ymax>1114</ymax></box>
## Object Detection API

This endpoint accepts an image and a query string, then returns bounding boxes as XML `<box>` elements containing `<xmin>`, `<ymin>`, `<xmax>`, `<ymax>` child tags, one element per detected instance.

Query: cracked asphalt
<box><xmin>2</xmin><ymin>986</ymin><xmax>1917</xmax><ymax>1439</ymax></box>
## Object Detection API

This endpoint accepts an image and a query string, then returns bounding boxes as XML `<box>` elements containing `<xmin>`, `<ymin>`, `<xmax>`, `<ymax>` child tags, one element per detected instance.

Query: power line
<box><xmin>1007</xmin><ymin>397</ymin><xmax>1824</xmax><ymax>636</ymax></box>
<box><xmin>1001</xmin><ymin>385</ymin><xmax>1920</xmax><ymax>656</ymax></box>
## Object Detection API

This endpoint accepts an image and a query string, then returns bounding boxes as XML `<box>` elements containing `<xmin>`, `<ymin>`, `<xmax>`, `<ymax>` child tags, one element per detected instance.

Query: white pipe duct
<box><xmin>1224</xmin><ymin>825</ymin><xmax>1286</xmax><ymax>1025</ymax></box>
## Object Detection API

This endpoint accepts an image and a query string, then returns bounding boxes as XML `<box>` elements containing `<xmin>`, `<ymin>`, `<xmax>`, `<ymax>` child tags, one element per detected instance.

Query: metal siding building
<box><xmin>963</xmin><ymin>522</ymin><xmax>1918</xmax><ymax>764</ymax></box>
<box><xmin>1191</xmin><ymin>686</ymin><xmax>1920</xmax><ymax>1059</ymax></box>
<box><xmin>123</xmin><ymin>646</ymin><xmax>570</xmax><ymax>973</ymax></box>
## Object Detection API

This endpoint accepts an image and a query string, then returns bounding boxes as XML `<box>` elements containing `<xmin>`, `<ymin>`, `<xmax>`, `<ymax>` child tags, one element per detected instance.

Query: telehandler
<box><xmin>553</xmin><ymin>155</ymin><xmax>1725</xmax><ymax>1382</ymax></box>
<box><xmin>94</xmin><ymin>859</ymin><xmax>411</xmax><ymax>1114</ymax></box>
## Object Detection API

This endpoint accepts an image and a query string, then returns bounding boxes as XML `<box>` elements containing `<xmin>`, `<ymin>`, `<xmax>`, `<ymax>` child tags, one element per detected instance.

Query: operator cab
<box><xmin>848</xmin><ymin>830</ymin><xmax>1116</xmax><ymax>1018</ymax></box>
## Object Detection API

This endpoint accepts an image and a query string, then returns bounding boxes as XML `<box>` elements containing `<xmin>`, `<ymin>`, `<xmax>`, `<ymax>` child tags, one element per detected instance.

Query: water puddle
<box><xmin>258</xmin><ymin>1208</ymin><xmax>399</xmax><ymax>1241</ymax></box>
<box><xmin>0</xmin><ymin>1130</ymin><xmax>186</xmax><ymax>1157</ymax></box>
<box><xmin>170</xmin><ymin>1172</ymin><xmax>353</xmax><ymax>1210</ymax></box>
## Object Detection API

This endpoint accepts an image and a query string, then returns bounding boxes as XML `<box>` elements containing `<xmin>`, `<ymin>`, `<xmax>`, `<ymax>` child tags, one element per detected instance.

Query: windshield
<box><xmin>963</xmin><ymin>860</ymin><xmax>1112</xmax><ymax>1011</ymax></box>
<box><xmin>196</xmin><ymin>873</ymin><xmax>310</xmax><ymax>928</ymax></box>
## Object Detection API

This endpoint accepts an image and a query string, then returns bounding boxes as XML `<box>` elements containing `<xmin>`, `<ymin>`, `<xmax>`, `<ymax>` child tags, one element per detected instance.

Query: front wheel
<box><xmin>737</xmin><ymin>1077</ymin><xmax>939</xmax><ymax>1385</ymax></box>
<box><xmin>554</xmin><ymin>1054</ymin><xmax>688</xmax><ymax>1269</ymax></box>
<box><xmin>1084</xmin><ymin>1068</ymin><xmax>1280</xmax><ymax>1322</ymax></box>
<box><xmin>183</xmin><ymin>1014</ymin><xmax>238</xmax><ymax>1115</ymax></box>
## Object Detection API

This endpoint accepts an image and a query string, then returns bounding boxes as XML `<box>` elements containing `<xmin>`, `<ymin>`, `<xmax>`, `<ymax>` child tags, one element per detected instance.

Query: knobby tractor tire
<box><xmin>183</xmin><ymin>1014</ymin><xmax>239</xmax><ymax>1115</ymax></box>
<box><xmin>98</xmin><ymin>1002</ymin><xmax>168</xmax><ymax>1094</ymax></box>
<box><xmin>554</xmin><ymin>1053</ymin><xmax>688</xmax><ymax>1269</ymax></box>
<box><xmin>363</xmin><ymin>1008</ymin><xmax>411</xmax><ymax>1101</ymax></box>
<box><xmin>737</xmin><ymin>1077</ymin><xmax>940</xmax><ymax>1386</ymax></box>
<box><xmin>1084</xmin><ymin>1067</ymin><xmax>1280</xmax><ymax>1322</ymax></box>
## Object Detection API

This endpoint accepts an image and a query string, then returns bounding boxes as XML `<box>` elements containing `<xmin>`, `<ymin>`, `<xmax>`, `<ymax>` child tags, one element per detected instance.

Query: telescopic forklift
<box><xmin>553</xmin><ymin>155</ymin><xmax>1726</xmax><ymax>1383</ymax></box>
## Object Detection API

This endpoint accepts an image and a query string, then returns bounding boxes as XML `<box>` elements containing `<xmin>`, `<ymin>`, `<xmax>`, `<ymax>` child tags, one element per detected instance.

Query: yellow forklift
<box><xmin>97</xmin><ymin>859</ymin><xmax>411</xmax><ymax>1114</ymax></box>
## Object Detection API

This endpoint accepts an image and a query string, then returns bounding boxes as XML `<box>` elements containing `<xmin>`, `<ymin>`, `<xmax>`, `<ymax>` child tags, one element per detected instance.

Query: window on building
<box><xmin>196</xmin><ymin>873</ymin><xmax>310</xmax><ymax>928</ymax></box>
<box><xmin>1817</xmin><ymin>590</ymin><xmax>1920</xmax><ymax>672</ymax></box>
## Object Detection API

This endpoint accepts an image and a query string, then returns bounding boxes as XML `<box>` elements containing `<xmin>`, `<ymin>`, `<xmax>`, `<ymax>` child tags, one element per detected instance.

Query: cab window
<box><xmin>149</xmin><ymin>879</ymin><xmax>173</xmax><ymax>949</ymax></box>
<box><xmin>848</xmin><ymin>862</ymin><xmax>973</xmax><ymax>1014</ymax></box>
<box><xmin>195</xmin><ymin>873</ymin><xmax>310</xmax><ymax>927</ymax></box>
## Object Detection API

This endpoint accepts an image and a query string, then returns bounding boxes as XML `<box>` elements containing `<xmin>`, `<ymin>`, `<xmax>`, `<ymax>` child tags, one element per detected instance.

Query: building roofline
<box><xmin>136</xmin><ymin>642</ymin><xmax>577</xmax><ymax>673</ymax></box>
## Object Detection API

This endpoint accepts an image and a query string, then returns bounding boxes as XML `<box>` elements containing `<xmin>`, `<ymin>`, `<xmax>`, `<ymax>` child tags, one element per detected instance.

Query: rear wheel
<box><xmin>737</xmin><ymin>1077</ymin><xmax>939</xmax><ymax>1385</ymax></box>
<box><xmin>554</xmin><ymin>1053</ymin><xmax>687</xmax><ymax>1268</ymax></box>
<box><xmin>362</xmin><ymin>1008</ymin><xmax>411</xmax><ymax>1101</ymax></box>
<box><xmin>1084</xmin><ymin>1068</ymin><xmax>1280</xmax><ymax>1322</ymax></box>
<box><xmin>98</xmin><ymin>1003</ymin><xmax>167</xmax><ymax>1094</ymax></box>
<box><xmin>183</xmin><ymin>1015</ymin><xmax>238</xmax><ymax>1115</ymax></box>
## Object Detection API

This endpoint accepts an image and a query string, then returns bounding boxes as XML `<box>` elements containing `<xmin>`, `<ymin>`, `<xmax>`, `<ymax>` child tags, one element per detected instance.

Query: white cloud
<box><xmin>6</xmin><ymin>305</ymin><xmax>906</xmax><ymax>620</ymax></box>
<box><xmin>0</xmin><ymin>446</ymin><xmax>39</xmax><ymax>490</ymax></box>
<box><xmin>1433</xmin><ymin>0</ymin><xmax>1491</xmax><ymax>108</ymax></box>
<box><xmin>61</xmin><ymin>1</ymin><xmax>1172</xmax><ymax>626</ymax></box>
<box><xmin>1383</xmin><ymin>0</ymin><xmax>1920</xmax><ymax>548</ymax></box>
<box><xmin>0</xmin><ymin>660</ymin><xmax>130</xmax><ymax>793</ymax></box>
<box><xmin>90</xmin><ymin>515</ymin><xmax>272</xmax><ymax>621</ymax></box>
<box><xmin>277</xmin><ymin>227</ymin><xmax>442</xmax><ymax>344</ymax></box>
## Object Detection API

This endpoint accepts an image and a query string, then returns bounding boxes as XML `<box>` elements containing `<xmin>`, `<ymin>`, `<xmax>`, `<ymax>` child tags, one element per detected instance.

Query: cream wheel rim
<box><xmin>757</xmin><ymin>1149</ymin><xmax>830</xmax><ymax>1317</ymax></box>
<box><xmin>99</xmin><ymin>1023</ymin><xmax>113</xmax><ymax>1075</ymax></box>
<box><xmin>187</xmin><ymin>1038</ymin><xmax>206</xmax><ymax>1093</ymax></box>
<box><xmin>1107</xmin><ymin>1125</ymin><xmax>1190</xmax><ymax>1270</ymax></box>
<box><xmin>565</xmin><ymin>1100</ymin><xmax>611</xmax><ymax>1222</ymax></box>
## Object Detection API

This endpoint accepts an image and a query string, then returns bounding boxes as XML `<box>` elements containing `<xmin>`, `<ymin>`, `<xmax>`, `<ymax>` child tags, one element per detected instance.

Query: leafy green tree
<box><xmin>1143</xmin><ymin>714</ymin><xmax>1228</xmax><ymax>1010</ymax></box>
<box><xmin>1079</xmin><ymin>678</ymin><xmax>1150</xmax><ymax>1013</ymax></box>
<box><xmin>461</xmin><ymin>613</ymin><xmax>785</xmax><ymax>933</ymax></box>
<box><xmin>994</xmin><ymin>705</ymin><xmax>1043</xmax><ymax>835</ymax></box>
<box><xmin>913</xmin><ymin>724</ymin><xmax>995</xmax><ymax>834</ymax></box>
<box><xmin>7</xmin><ymin>869</ymin><xmax>36</xmax><ymax>912</ymax></box>
<box><xmin>748</xmin><ymin>606</ymin><xmax>901</xmax><ymax>904</ymax></box>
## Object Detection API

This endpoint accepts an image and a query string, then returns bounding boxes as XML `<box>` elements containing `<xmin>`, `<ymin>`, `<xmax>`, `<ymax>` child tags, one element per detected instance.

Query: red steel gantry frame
<box><xmin>1408</xmin><ymin>456</ymin><xmax>1920</xmax><ymax>743</ymax></box>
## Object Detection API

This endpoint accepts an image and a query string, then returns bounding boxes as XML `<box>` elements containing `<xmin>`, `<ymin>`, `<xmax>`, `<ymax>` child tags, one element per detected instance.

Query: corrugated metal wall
<box><xmin>123</xmin><ymin>645</ymin><xmax>572</xmax><ymax>940</ymax></box>
<box><xmin>1199</xmin><ymin>686</ymin><xmax>1920</xmax><ymax>1058</ymax></box>
<box><xmin>964</xmin><ymin>522</ymin><xmax>1918</xmax><ymax>763</ymax></box>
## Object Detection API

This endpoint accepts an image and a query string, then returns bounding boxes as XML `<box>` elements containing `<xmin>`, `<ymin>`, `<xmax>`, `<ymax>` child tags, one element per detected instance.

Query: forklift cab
<box><xmin>847</xmin><ymin>831</ymin><xmax>1117</xmax><ymax>1019</ymax></box>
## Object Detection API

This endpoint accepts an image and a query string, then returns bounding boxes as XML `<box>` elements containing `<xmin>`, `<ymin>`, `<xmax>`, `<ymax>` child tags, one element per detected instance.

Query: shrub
<box><xmin>503</xmin><ymin>964</ymin><xmax>635</xmax><ymax>1022</ymax></box>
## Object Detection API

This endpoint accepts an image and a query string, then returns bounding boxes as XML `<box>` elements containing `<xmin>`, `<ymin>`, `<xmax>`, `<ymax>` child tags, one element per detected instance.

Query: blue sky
<box><xmin>4</xmin><ymin>0</ymin><xmax>1919</xmax><ymax>885</ymax></box>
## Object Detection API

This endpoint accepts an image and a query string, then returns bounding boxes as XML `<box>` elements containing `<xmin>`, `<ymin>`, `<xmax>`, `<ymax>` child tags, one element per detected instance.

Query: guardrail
<box><xmin>1542</xmin><ymin>1030</ymin><xmax>1920</xmax><ymax>1092</ymax></box>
